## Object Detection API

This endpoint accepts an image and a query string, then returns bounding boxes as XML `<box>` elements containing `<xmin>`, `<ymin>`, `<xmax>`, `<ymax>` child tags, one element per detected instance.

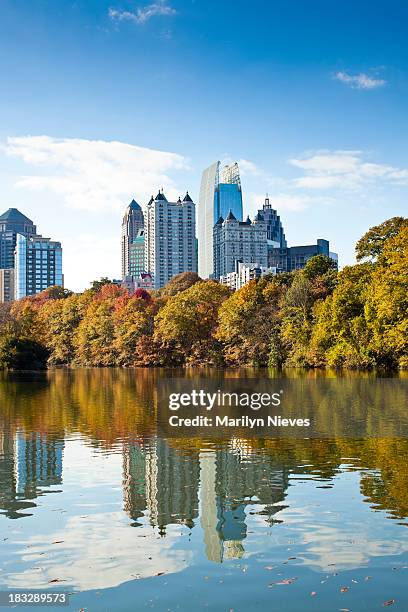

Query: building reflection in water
<box><xmin>0</xmin><ymin>429</ymin><xmax>64</xmax><ymax>519</ymax></box>
<box><xmin>123</xmin><ymin>438</ymin><xmax>289</xmax><ymax>562</ymax></box>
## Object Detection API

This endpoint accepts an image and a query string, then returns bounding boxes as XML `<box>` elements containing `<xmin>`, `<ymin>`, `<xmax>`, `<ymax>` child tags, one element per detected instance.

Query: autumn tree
<box><xmin>154</xmin><ymin>280</ymin><xmax>229</xmax><ymax>364</ymax></box>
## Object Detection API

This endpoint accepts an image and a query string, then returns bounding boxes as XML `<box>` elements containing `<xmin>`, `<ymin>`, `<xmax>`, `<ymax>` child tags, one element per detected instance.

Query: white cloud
<box><xmin>5</xmin><ymin>135</ymin><xmax>188</xmax><ymax>212</ymax></box>
<box><xmin>248</xmin><ymin>192</ymin><xmax>311</xmax><ymax>213</ymax></box>
<box><xmin>237</xmin><ymin>159</ymin><xmax>261</xmax><ymax>176</ymax></box>
<box><xmin>334</xmin><ymin>71</ymin><xmax>386</xmax><ymax>90</ymax></box>
<box><xmin>290</xmin><ymin>150</ymin><xmax>408</xmax><ymax>190</ymax></box>
<box><xmin>109</xmin><ymin>1</ymin><xmax>176</xmax><ymax>24</ymax></box>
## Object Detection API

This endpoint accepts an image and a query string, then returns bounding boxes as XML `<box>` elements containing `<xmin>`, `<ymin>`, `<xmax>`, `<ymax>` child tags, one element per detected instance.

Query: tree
<box><xmin>90</xmin><ymin>277</ymin><xmax>113</xmax><ymax>292</ymax></box>
<box><xmin>302</xmin><ymin>255</ymin><xmax>337</xmax><ymax>280</ymax></box>
<box><xmin>0</xmin><ymin>335</ymin><xmax>49</xmax><ymax>370</ymax></box>
<box><xmin>365</xmin><ymin>225</ymin><xmax>408</xmax><ymax>368</ymax></box>
<box><xmin>158</xmin><ymin>272</ymin><xmax>201</xmax><ymax>297</ymax></box>
<box><xmin>355</xmin><ymin>217</ymin><xmax>408</xmax><ymax>262</ymax></box>
<box><xmin>154</xmin><ymin>280</ymin><xmax>229</xmax><ymax>364</ymax></box>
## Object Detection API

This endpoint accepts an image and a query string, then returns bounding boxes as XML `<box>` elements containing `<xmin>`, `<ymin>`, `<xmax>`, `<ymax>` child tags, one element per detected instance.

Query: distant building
<box><xmin>213</xmin><ymin>210</ymin><xmax>267</xmax><ymax>279</ymax></box>
<box><xmin>198</xmin><ymin>161</ymin><xmax>243</xmax><ymax>279</ymax></box>
<box><xmin>268</xmin><ymin>239</ymin><xmax>337</xmax><ymax>272</ymax></box>
<box><xmin>122</xmin><ymin>272</ymin><xmax>153</xmax><ymax>293</ymax></box>
<box><xmin>258</xmin><ymin>195</ymin><xmax>287</xmax><ymax>249</ymax></box>
<box><xmin>0</xmin><ymin>208</ymin><xmax>37</xmax><ymax>269</ymax></box>
<box><xmin>145</xmin><ymin>190</ymin><xmax>197</xmax><ymax>290</ymax></box>
<box><xmin>129</xmin><ymin>229</ymin><xmax>146</xmax><ymax>278</ymax></box>
<box><xmin>220</xmin><ymin>261</ymin><xmax>279</xmax><ymax>291</ymax></box>
<box><xmin>121</xmin><ymin>199</ymin><xmax>144</xmax><ymax>279</ymax></box>
<box><xmin>14</xmin><ymin>234</ymin><xmax>63</xmax><ymax>299</ymax></box>
<box><xmin>0</xmin><ymin>208</ymin><xmax>37</xmax><ymax>302</ymax></box>
<box><xmin>0</xmin><ymin>269</ymin><xmax>14</xmax><ymax>303</ymax></box>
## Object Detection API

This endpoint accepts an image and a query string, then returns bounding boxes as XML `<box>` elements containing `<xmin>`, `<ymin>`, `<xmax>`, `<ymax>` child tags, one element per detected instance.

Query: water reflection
<box><xmin>0</xmin><ymin>369</ymin><xmax>407</xmax><ymax>608</ymax></box>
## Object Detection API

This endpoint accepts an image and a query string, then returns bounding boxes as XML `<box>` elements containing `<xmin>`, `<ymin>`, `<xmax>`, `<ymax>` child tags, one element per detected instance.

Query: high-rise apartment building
<box><xmin>14</xmin><ymin>234</ymin><xmax>63</xmax><ymax>299</ymax></box>
<box><xmin>198</xmin><ymin>161</ymin><xmax>243</xmax><ymax>278</ymax></box>
<box><xmin>144</xmin><ymin>190</ymin><xmax>197</xmax><ymax>289</ymax></box>
<box><xmin>213</xmin><ymin>211</ymin><xmax>268</xmax><ymax>279</ymax></box>
<box><xmin>121</xmin><ymin>199</ymin><xmax>144</xmax><ymax>278</ymax></box>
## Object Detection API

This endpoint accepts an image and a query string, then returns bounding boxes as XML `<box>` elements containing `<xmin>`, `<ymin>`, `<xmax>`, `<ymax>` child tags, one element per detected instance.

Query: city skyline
<box><xmin>1</xmin><ymin>1</ymin><xmax>407</xmax><ymax>290</ymax></box>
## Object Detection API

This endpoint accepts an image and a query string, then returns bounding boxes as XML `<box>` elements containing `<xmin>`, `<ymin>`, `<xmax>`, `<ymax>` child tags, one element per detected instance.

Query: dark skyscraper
<box><xmin>121</xmin><ymin>199</ymin><xmax>144</xmax><ymax>279</ymax></box>
<box><xmin>0</xmin><ymin>208</ymin><xmax>37</xmax><ymax>269</ymax></box>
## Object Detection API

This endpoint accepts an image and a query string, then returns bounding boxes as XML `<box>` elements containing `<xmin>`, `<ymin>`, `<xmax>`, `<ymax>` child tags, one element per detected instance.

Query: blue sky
<box><xmin>0</xmin><ymin>0</ymin><xmax>407</xmax><ymax>290</ymax></box>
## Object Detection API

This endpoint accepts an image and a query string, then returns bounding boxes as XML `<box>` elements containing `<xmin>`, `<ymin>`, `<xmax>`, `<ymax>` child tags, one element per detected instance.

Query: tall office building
<box><xmin>198</xmin><ymin>161</ymin><xmax>243</xmax><ymax>278</ymax></box>
<box><xmin>145</xmin><ymin>190</ymin><xmax>197</xmax><ymax>290</ymax></box>
<box><xmin>14</xmin><ymin>234</ymin><xmax>63</xmax><ymax>299</ymax></box>
<box><xmin>0</xmin><ymin>208</ymin><xmax>37</xmax><ymax>268</ymax></box>
<box><xmin>121</xmin><ymin>199</ymin><xmax>144</xmax><ymax>278</ymax></box>
<box><xmin>0</xmin><ymin>208</ymin><xmax>37</xmax><ymax>302</ymax></box>
<box><xmin>213</xmin><ymin>211</ymin><xmax>268</xmax><ymax>279</ymax></box>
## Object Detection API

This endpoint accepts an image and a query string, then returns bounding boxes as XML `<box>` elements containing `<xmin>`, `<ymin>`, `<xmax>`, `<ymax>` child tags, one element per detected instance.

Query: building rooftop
<box><xmin>0</xmin><ymin>208</ymin><xmax>34</xmax><ymax>224</ymax></box>
<box><xmin>155</xmin><ymin>190</ymin><xmax>168</xmax><ymax>201</ymax></box>
<box><xmin>128</xmin><ymin>199</ymin><xmax>142</xmax><ymax>210</ymax></box>
<box><xmin>225</xmin><ymin>210</ymin><xmax>237</xmax><ymax>221</ymax></box>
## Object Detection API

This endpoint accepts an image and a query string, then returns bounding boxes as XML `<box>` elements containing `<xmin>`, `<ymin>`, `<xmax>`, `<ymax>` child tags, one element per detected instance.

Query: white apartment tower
<box><xmin>145</xmin><ymin>190</ymin><xmax>198</xmax><ymax>290</ymax></box>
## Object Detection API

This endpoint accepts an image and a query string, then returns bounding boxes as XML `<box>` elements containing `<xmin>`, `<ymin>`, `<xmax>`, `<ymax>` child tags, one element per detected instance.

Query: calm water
<box><xmin>0</xmin><ymin>369</ymin><xmax>407</xmax><ymax>611</ymax></box>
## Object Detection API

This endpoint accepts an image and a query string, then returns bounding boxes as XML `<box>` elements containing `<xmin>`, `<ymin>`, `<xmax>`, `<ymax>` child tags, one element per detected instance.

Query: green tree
<box><xmin>355</xmin><ymin>216</ymin><xmax>408</xmax><ymax>262</ymax></box>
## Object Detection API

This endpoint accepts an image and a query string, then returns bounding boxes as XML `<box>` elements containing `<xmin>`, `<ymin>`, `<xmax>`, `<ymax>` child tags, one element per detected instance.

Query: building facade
<box><xmin>144</xmin><ymin>190</ymin><xmax>197</xmax><ymax>290</ymax></box>
<box><xmin>198</xmin><ymin>161</ymin><xmax>243</xmax><ymax>279</ymax></box>
<box><xmin>220</xmin><ymin>261</ymin><xmax>278</xmax><ymax>291</ymax></box>
<box><xmin>213</xmin><ymin>211</ymin><xmax>268</xmax><ymax>279</ymax></box>
<box><xmin>129</xmin><ymin>229</ymin><xmax>146</xmax><ymax>278</ymax></box>
<box><xmin>121</xmin><ymin>199</ymin><xmax>144</xmax><ymax>278</ymax></box>
<box><xmin>268</xmin><ymin>239</ymin><xmax>336</xmax><ymax>272</ymax></box>
<box><xmin>14</xmin><ymin>234</ymin><xmax>63</xmax><ymax>299</ymax></box>
<box><xmin>0</xmin><ymin>269</ymin><xmax>14</xmax><ymax>303</ymax></box>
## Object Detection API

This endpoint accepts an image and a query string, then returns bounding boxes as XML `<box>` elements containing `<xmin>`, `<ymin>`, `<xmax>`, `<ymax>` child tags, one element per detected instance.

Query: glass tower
<box><xmin>121</xmin><ymin>199</ymin><xmax>144</xmax><ymax>278</ymax></box>
<box><xmin>14</xmin><ymin>234</ymin><xmax>63</xmax><ymax>299</ymax></box>
<box><xmin>198</xmin><ymin>161</ymin><xmax>243</xmax><ymax>278</ymax></box>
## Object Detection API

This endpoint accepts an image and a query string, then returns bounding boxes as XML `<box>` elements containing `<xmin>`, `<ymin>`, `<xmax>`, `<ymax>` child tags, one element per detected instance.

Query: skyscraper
<box><xmin>0</xmin><ymin>208</ymin><xmax>37</xmax><ymax>268</ymax></box>
<box><xmin>0</xmin><ymin>208</ymin><xmax>37</xmax><ymax>302</ymax></box>
<box><xmin>144</xmin><ymin>190</ymin><xmax>197</xmax><ymax>290</ymax></box>
<box><xmin>198</xmin><ymin>161</ymin><xmax>243</xmax><ymax>278</ymax></box>
<box><xmin>14</xmin><ymin>234</ymin><xmax>63</xmax><ymax>299</ymax></box>
<box><xmin>121</xmin><ymin>199</ymin><xmax>144</xmax><ymax>278</ymax></box>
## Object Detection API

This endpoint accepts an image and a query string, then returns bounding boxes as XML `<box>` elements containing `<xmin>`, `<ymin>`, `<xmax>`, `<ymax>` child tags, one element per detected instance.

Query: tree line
<box><xmin>0</xmin><ymin>216</ymin><xmax>406</xmax><ymax>370</ymax></box>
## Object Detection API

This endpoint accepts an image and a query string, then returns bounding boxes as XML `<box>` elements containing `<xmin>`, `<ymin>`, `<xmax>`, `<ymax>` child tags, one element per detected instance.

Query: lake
<box><xmin>0</xmin><ymin>369</ymin><xmax>407</xmax><ymax>611</ymax></box>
